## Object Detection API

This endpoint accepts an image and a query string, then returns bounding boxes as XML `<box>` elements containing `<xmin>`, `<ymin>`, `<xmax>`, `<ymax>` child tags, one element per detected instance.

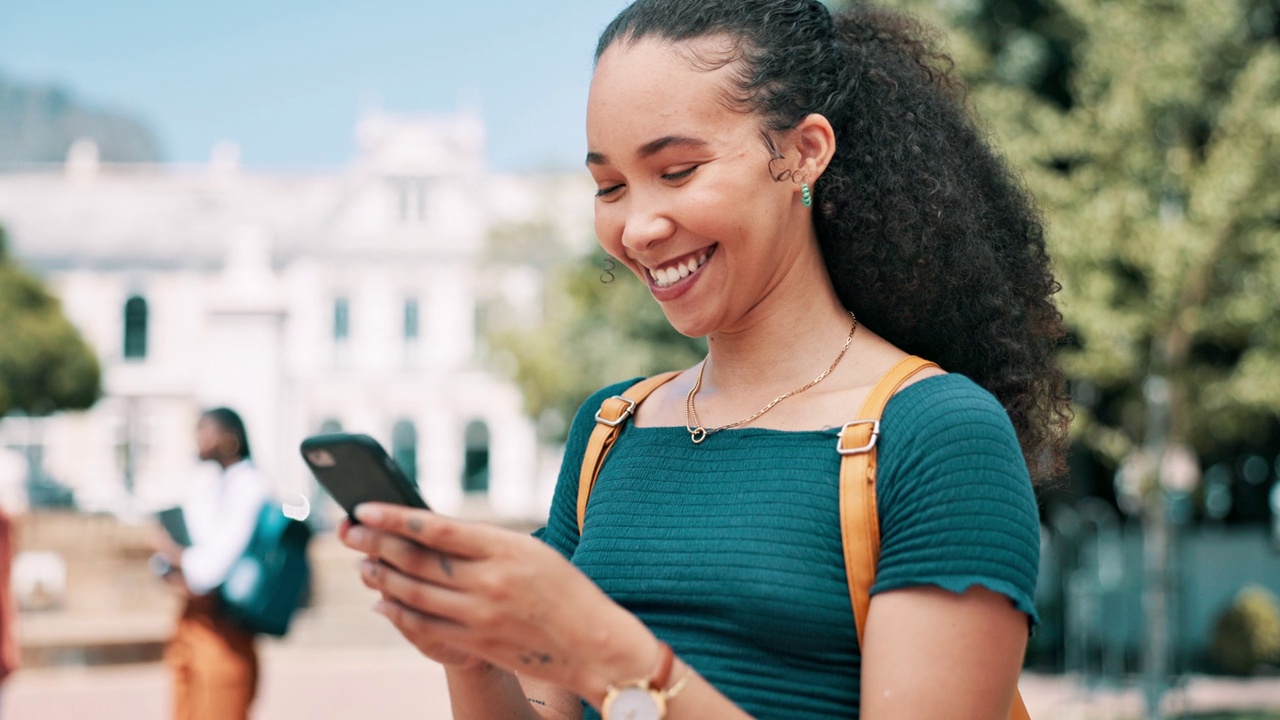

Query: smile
<box><xmin>645</xmin><ymin>245</ymin><xmax>716</xmax><ymax>289</ymax></box>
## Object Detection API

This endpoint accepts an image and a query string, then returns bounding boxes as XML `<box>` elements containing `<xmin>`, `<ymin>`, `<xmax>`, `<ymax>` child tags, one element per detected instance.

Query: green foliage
<box><xmin>1210</xmin><ymin>585</ymin><xmax>1280</xmax><ymax>675</ymax></box>
<box><xmin>0</xmin><ymin>224</ymin><xmax>102</xmax><ymax>416</ymax></box>
<box><xmin>873</xmin><ymin>0</ymin><xmax>1280</xmax><ymax>466</ymax></box>
<box><xmin>490</xmin><ymin>247</ymin><xmax>705</xmax><ymax>442</ymax></box>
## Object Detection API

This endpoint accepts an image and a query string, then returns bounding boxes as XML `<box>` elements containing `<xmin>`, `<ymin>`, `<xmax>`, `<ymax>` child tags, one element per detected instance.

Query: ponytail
<box><xmin>814</xmin><ymin>6</ymin><xmax>1069</xmax><ymax>480</ymax></box>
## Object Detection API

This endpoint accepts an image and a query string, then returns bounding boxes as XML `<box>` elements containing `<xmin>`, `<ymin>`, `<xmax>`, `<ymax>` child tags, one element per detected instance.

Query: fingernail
<box><xmin>346</xmin><ymin>526</ymin><xmax>368</xmax><ymax>545</ymax></box>
<box><xmin>355</xmin><ymin>505</ymin><xmax>383</xmax><ymax>524</ymax></box>
<box><xmin>372</xmin><ymin>600</ymin><xmax>392</xmax><ymax>618</ymax></box>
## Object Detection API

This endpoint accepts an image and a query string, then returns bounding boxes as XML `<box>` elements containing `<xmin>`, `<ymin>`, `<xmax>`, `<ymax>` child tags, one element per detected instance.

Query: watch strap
<box><xmin>648</xmin><ymin>641</ymin><xmax>674</xmax><ymax>692</ymax></box>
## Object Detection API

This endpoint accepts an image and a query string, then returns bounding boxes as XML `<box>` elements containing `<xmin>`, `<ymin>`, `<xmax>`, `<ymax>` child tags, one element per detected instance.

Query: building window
<box><xmin>396</xmin><ymin>179</ymin><xmax>428</xmax><ymax>223</ymax></box>
<box><xmin>333</xmin><ymin>297</ymin><xmax>350</xmax><ymax>341</ymax></box>
<box><xmin>462</xmin><ymin>420</ymin><xmax>490</xmax><ymax>494</ymax></box>
<box><xmin>123</xmin><ymin>295</ymin><xmax>148</xmax><ymax>360</ymax></box>
<box><xmin>392</xmin><ymin>420</ymin><xmax>418</xmax><ymax>485</ymax></box>
<box><xmin>403</xmin><ymin>298</ymin><xmax>419</xmax><ymax>342</ymax></box>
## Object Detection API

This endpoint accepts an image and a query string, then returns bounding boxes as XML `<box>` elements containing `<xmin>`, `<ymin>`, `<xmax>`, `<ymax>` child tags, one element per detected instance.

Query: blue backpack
<box><xmin>219</xmin><ymin>503</ymin><xmax>313</xmax><ymax>637</ymax></box>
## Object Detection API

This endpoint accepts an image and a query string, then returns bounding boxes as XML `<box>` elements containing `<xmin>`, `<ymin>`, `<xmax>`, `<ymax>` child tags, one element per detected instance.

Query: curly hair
<box><xmin>597</xmin><ymin>0</ymin><xmax>1071</xmax><ymax>480</ymax></box>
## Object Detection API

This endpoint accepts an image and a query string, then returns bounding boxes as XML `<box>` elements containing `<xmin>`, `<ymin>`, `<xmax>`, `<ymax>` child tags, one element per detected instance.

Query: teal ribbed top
<box><xmin>535</xmin><ymin>374</ymin><xmax>1040</xmax><ymax>719</ymax></box>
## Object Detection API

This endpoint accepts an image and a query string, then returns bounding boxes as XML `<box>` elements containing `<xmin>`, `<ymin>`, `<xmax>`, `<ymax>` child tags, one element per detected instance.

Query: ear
<box><xmin>790</xmin><ymin>113</ymin><xmax>836</xmax><ymax>187</ymax></box>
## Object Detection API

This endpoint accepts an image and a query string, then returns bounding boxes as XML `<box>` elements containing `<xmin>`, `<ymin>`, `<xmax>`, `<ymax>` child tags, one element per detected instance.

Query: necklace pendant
<box><xmin>690</xmin><ymin>427</ymin><xmax>708</xmax><ymax>444</ymax></box>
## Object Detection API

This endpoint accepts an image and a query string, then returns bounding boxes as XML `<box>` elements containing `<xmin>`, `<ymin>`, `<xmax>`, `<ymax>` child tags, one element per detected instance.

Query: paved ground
<box><xmin>5</xmin><ymin>644</ymin><xmax>452</xmax><ymax>720</ymax></box>
<box><xmin>7</xmin><ymin>643</ymin><xmax>1280</xmax><ymax>720</ymax></box>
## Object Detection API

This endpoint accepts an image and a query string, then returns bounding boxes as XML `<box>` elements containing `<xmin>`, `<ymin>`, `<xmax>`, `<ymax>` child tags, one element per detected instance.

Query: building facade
<box><xmin>0</xmin><ymin>111</ymin><xmax>588</xmax><ymax>522</ymax></box>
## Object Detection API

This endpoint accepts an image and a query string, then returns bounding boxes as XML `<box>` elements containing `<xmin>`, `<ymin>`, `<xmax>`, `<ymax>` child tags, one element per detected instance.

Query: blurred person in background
<box><xmin>152</xmin><ymin>408</ymin><xmax>267</xmax><ymax>720</ymax></box>
<box><xmin>340</xmin><ymin>0</ymin><xmax>1070</xmax><ymax>718</ymax></box>
<box><xmin>0</xmin><ymin>506</ymin><xmax>18</xmax><ymax>717</ymax></box>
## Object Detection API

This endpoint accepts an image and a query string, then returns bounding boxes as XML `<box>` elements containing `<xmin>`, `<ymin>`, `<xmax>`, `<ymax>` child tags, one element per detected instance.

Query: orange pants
<box><xmin>165</xmin><ymin>595</ymin><xmax>259</xmax><ymax>720</ymax></box>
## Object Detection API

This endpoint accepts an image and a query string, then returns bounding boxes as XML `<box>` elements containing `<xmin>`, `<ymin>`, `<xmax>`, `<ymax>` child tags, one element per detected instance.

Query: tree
<box><xmin>0</xmin><ymin>223</ymin><xmax>102</xmax><ymax>417</ymax></box>
<box><xmin>866</xmin><ymin>0</ymin><xmax>1280</xmax><ymax>465</ymax></box>
<box><xmin>859</xmin><ymin>0</ymin><xmax>1278</xmax><ymax>715</ymax></box>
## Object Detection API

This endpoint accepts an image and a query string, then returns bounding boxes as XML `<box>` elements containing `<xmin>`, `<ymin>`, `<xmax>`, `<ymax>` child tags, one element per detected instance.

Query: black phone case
<box><xmin>299</xmin><ymin>432</ymin><xmax>428</xmax><ymax>519</ymax></box>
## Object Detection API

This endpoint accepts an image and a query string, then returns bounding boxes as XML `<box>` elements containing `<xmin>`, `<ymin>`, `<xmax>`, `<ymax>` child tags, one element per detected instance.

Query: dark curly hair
<box><xmin>597</xmin><ymin>0</ymin><xmax>1070</xmax><ymax>480</ymax></box>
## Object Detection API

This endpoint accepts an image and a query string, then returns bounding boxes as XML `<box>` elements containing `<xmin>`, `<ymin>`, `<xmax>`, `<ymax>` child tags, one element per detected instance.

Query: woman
<box><xmin>154</xmin><ymin>407</ymin><xmax>269</xmax><ymax>720</ymax></box>
<box><xmin>340</xmin><ymin>1</ymin><xmax>1069</xmax><ymax>717</ymax></box>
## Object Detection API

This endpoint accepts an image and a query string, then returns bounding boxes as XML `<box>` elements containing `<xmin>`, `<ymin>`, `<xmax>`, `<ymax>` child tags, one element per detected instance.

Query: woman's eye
<box><xmin>596</xmin><ymin>184</ymin><xmax>624</xmax><ymax>198</ymax></box>
<box><xmin>662</xmin><ymin>165</ymin><xmax>699</xmax><ymax>182</ymax></box>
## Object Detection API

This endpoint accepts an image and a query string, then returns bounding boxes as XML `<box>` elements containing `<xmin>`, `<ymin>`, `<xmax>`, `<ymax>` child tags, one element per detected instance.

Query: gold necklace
<box><xmin>684</xmin><ymin>311</ymin><xmax>859</xmax><ymax>444</ymax></box>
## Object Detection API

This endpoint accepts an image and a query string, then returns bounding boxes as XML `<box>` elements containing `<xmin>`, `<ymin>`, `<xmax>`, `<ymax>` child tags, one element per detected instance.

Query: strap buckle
<box><xmin>594</xmin><ymin>396</ymin><xmax>638</xmax><ymax>427</ymax></box>
<box><xmin>837</xmin><ymin>419</ymin><xmax>880</xmax><ymax>455</ymax></box>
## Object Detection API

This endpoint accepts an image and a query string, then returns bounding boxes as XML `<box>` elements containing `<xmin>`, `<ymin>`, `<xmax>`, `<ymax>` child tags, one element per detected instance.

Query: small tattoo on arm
<box><xmin>406</xmin><ymin>516</ymin><xmax>423</xmax><ymax>535</ymax></box>
<box><xmin>527</xmin><ymin>698</ymin><xmax>547</xmax><ymax>707</ymax></box>
<box><xmin>438</xmin><ymin>554</ymin><xmax>454</xmax><ymax>578</ymax></box>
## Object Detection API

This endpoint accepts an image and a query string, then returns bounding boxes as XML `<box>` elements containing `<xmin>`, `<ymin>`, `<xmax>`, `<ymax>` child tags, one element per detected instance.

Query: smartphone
<box><xmin>299</xmin><ymin>432</ymin><xmax>428</xmax><ymax>520</ymax></box>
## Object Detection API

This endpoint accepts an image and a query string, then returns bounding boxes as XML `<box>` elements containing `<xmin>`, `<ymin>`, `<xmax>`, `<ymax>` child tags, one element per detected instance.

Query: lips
<box><xmin>645</xmin><ymin>245</ymin><xmax>716</xmax><ymax>289</ymax></box>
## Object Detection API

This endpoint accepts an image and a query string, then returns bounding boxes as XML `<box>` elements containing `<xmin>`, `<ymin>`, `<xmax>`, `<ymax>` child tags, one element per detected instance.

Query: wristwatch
<box><xmin>600</xmin><ymin>641</ymin><xmax>689</xmax><ymax>720</ymax></box>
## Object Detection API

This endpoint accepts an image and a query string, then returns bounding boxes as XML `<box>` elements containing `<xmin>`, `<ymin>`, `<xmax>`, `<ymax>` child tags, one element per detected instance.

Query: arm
<box><xmin>445</xmin><ymin>667</ymin><xmax>581</xmax><ymax>720</ymax></box>
<box><xmin>860</xmin><ymin>586</ymin><xmax>1027</xmax><ymax>719</ymax></box>
<box><xmin>862</xmin><ymin>377</ymin><xmax>1040</xmax><ymax>719</ymax></box>
<box><xmin>180</xmin><ymin>467</ymin><xmax>266</xmax><ymax>594</ymax></box>
<box><xmin>344</xmin><ymin>505</ymin><xmax>757</xmax><ymax>719</ymax></box>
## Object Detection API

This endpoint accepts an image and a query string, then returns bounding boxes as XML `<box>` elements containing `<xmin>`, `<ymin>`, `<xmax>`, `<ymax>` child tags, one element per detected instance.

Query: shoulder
<box><xmin>876</xmin><ymin>372</ymin><xmax>1035</xmax><ymax>528</ymax></box>
<box><xmin>225</xmin><ymin>461</ymin><xmax>270</xmax><ymax>496</ymax></box>
<box><xmin>883</xmin><ymin>373</ymin><xmax>1021</xmax><ymax>456</ymax></box>
<box><xmin>562</xmin><ymin>378</ymin><xmax>648</xmax><ymax>452</ymax></box>
<box><xmin>872</xmin><ymin>375</ymin><xmax>1041</xmax><ymax>620</ymax></box>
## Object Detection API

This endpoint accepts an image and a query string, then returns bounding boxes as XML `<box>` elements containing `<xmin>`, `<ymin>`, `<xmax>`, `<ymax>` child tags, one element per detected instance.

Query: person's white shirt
<box><xmin>181</xmin><ymin>458</ymin><xmax>270</xmax><ymax>595</ymax></box>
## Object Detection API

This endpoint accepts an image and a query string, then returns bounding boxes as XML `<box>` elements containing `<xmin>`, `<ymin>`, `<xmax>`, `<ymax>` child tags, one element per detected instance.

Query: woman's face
<box><xmin>587</xmin><ymin>37</ymin><xmax>810</xmax><ymax>338</ymax></box>
<box><xmin>195</xmin><ymin>417</ymin><xmax>232</xmax><ymax>462</ymax></box>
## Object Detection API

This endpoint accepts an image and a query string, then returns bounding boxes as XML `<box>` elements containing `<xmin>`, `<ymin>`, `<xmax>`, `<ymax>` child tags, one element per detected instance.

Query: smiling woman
<box><xmin>340</xmin><ymin>1</ymin><xmax>1069</xmax><ymax>719</ymax></box>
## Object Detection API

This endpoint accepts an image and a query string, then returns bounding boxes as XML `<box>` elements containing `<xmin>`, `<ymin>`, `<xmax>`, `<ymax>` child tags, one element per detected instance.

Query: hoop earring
<box><xmin>801</xmin><ymin>183</ymin><xmax>813</xmax><ymax>208</ymax></box>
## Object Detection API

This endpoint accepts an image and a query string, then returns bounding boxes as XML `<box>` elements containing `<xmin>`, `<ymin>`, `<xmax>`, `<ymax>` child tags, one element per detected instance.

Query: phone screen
<box><xmin>300</xmin><ymin>433</ymin><xmax>428</xmax><ymax>519</ymax></box>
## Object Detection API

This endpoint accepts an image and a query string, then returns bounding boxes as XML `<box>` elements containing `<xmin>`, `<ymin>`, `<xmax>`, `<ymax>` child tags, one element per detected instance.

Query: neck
<box><xmin>216</xmin><ymin>456</ymin><xmax>242</xmax><ymax>470</ymax></box>
<box><xmin>702</xmin><ymin>244</ymin><xmax>852</xmax><ymax>395</ymax></box>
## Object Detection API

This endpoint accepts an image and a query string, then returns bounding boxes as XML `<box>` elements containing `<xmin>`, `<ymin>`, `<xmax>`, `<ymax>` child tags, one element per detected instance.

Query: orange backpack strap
<box><xmin>576</xmin><ymin>372</ymin><xmax>682</xmax><ymax>534</ymax></box>
<box><xmin>838</xmin><ymin>356</ymin><xmax>1031</xmax><ymax>720</ymax></box>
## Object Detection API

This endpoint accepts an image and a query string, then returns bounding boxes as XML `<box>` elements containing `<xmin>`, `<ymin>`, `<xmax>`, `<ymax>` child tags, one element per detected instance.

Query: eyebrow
<box><xmin>585</xmin><ymin>135</ymin><xmax>709</xmax><ymax>166</ymax></box>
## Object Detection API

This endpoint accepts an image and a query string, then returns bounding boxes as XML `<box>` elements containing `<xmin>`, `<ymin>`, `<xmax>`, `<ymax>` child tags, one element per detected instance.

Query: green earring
<box><xmin>801</xmin><ymin>182</ymin><xmax>813</xmax><ymax>208</ymax></box>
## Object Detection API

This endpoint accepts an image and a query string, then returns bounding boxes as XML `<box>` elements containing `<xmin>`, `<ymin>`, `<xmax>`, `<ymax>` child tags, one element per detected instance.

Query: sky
<box><xmin>0</xmin><ymin>0</ymin><xmax>632</xmax><ymax>172</ymax></box>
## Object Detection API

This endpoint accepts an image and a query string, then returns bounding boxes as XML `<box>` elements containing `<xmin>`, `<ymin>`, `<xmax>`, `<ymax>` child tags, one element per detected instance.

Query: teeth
<box><xmin>649</xmin><ymin>249</ymin><xmax>713</xmax><ymax>289</ymax></box>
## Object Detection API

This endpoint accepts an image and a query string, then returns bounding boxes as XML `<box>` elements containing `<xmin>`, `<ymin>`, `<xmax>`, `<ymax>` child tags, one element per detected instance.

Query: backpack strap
<box><xmin>839</xmin><ymin>356</ymin><xmax>1032</xmax><ymax>720</ymax></box>
<box><xmin>837</xmin><ymin>356</ymin><xmax>938</xmax><ymax>640</ymax></box>
<box><xmin>577</xmin><ymin>372</ymin><xmax>682</xmax><ymax>534</ymax></box>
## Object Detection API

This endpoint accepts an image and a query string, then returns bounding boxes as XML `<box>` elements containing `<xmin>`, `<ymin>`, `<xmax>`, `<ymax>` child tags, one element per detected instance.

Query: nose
<box><xmin>619</xmin><ymin>192</ymin><xmax>677</xmax><ymax>254</ymax></box>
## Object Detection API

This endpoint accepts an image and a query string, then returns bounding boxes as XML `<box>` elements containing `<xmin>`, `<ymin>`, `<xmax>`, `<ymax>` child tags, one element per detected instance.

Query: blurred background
<box><xmin>0</xmin><ymin>0</ymin><xmax>1276</xmax><ymax>718</ymax></box>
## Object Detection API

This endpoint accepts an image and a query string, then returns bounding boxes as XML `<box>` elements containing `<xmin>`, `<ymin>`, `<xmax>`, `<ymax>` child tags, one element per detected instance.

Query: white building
<box><xmin>0</xmin><ymin>111</ymin><xmax>595</xmax><ymax>523</ymax></box>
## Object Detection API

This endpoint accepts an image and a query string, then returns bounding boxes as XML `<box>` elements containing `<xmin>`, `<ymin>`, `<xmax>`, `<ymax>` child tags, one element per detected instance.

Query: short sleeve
<box><xmin>871</xmin><ymin>375</ymin><xmax>1041</xmax><ymax>625</ymax></box>
<box><xmin>533</xmin><ymin>379</ymin><xmax>641</xmax><ymax>561</ymax></box>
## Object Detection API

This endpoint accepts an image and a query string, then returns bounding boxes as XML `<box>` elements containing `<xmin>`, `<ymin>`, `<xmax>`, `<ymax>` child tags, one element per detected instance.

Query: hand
<box><xmin>150</xmin><ymin>526</ymin><xmax>184</xmax><ymax>566</ymax></box>
<box><xmin>338</xmin><ymin>516</ymin><xmax>488</xmax><ymax>672</ymax></box>
<box><xmin>339</xmin><ymin>503</ymin><xmax>658</xmax><ymax>705</ymax></box>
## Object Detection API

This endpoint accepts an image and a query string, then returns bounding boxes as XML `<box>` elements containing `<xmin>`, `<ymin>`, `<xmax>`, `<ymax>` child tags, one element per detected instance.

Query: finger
<box><xmin>360</xmin><ymin>559</ymin><xmax>478</xmax><ymax>627</ymax></box>
<box><xmin>354</xmin><ymin>504</ymin><xmax>494</xmax><ymax>560</ymax></box>
<box><xmin>346</xmin><ymin>526</ymin><xmax>468</xmax><ymax>590</ymax></box>
<box><xmin>373</xmin><ymin>598</ymin><xmax>469</xmax><ymax>646</ymax></box>
<box><xmin>337</xmin><ymin>517</ymin><xmax>353</xmax><ymax>541</ymax></box>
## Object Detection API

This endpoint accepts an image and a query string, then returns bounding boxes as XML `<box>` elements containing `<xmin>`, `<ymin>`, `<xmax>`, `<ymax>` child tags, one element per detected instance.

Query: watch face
<box><xmin>604</xmin><ymin>686</ymin><xmax>663</xmax><ymax>720</ymax></box>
